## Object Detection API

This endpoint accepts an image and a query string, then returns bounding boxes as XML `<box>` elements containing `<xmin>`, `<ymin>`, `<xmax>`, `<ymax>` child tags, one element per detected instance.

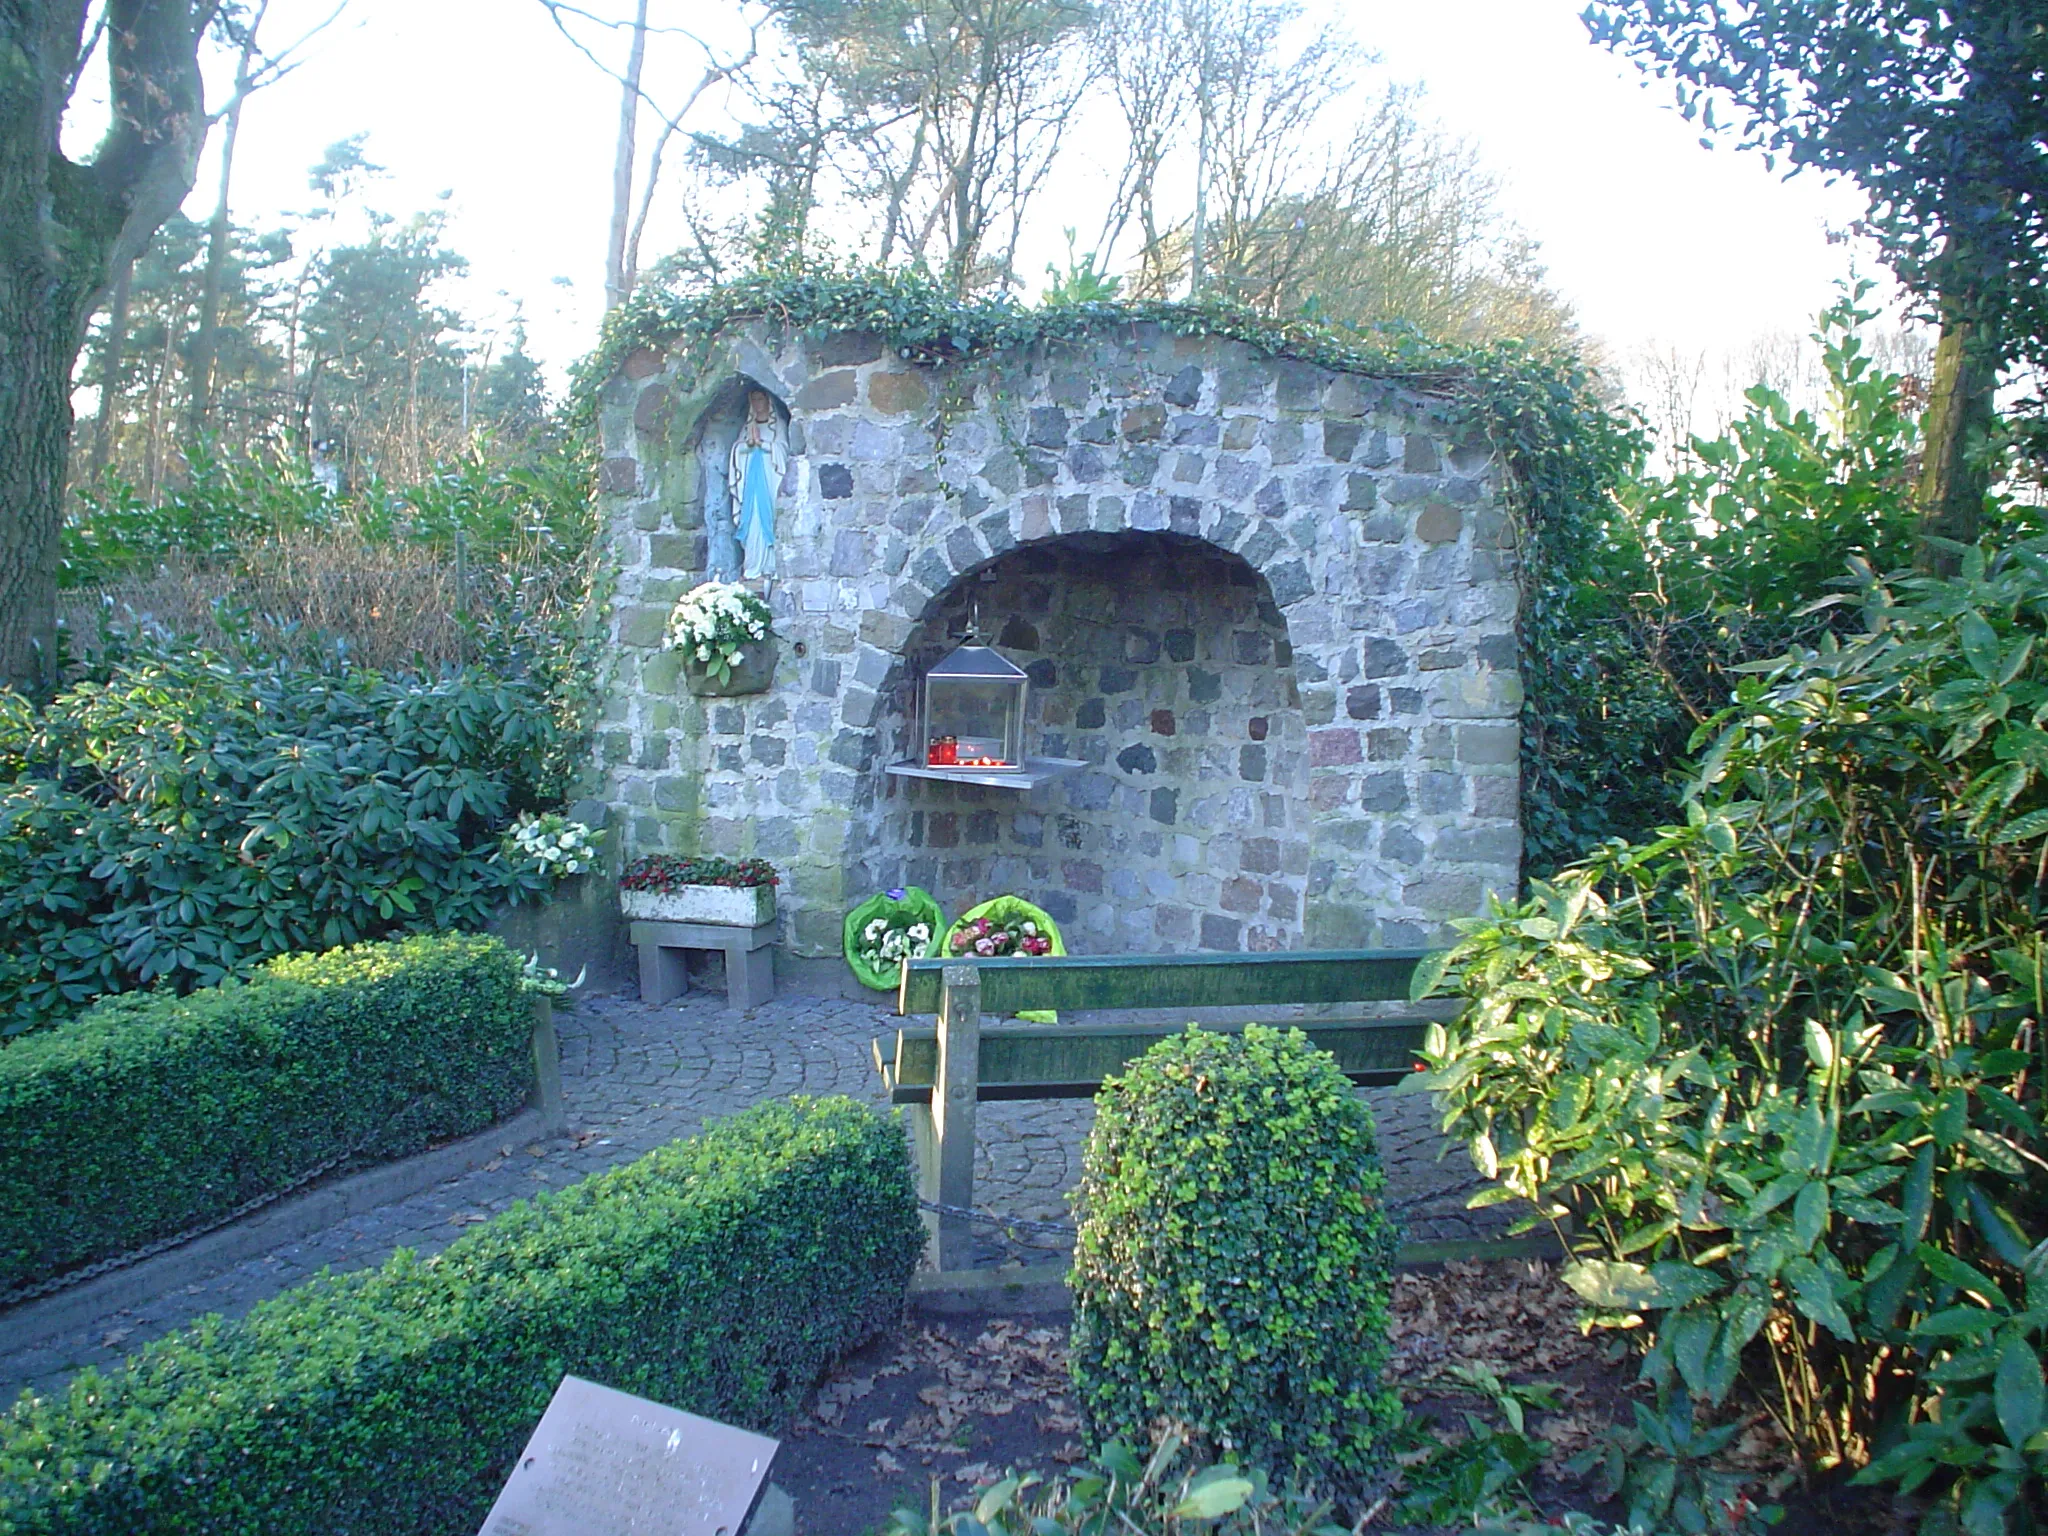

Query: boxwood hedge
<box><xmin>0</xmin><ymin>932</ymin><xmax>533</xmax><ymax>1296</ymax></box>
<box><xmin>0</xmin><ymin>1096</ymin><xmax>922</xmax><ymax>1535</ymax></box>
<box><xmin>1069</xmin><ymin>1025</ymin><xmax>1403</xmax><ymax>1507</ymax></box>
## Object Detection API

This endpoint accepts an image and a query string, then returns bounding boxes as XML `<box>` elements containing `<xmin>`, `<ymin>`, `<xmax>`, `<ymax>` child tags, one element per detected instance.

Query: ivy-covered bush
<box><xmin>1411</xmin><ymin>539</ymin><xmax>2048</xmax><ymax>1533</ymax></box>
<box><xmin>0</xmin><ymin>653</ymin><xmax>572</xmax><ymax>1034</ymax></box>
<box><xmin>0</xmin><ymin>932</ymin><xmax>532</xmax><ymax>1296</ymax></box>
<box><xmin>1069</xmin><ymin>1025</ymin><xmax>1402</xmax><ymax>1507</ymax></box>
<box><xmin>0</xmin><ymin>1097</ymin><xmax>922</xmax><ymax>1534</ymax></box>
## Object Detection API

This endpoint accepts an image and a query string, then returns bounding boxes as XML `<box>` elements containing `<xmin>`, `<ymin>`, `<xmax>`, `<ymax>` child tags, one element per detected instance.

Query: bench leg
<box><xmin>726</xmin><ymin>942</ymin><xmax>775</xmax><ymax>1011</ymax></box>
<box><xmin>639</xmin><ymin>943</ymin><xmax>688</xmax><ymax>1006</ymax></box>
<box><xmin>905</xmin><ymin>1101</ymin><xmax>941</xmax><ymax>1268</ymax></box>
<box><xmin>931</xmin><ymin>965</ymin><xmax>982</xmax><ymax>1273</ymax></box>
<box><xmin>529</xmin><ymin>996</ymin><xmax>566</xmax><ymax>1136</ymax></box>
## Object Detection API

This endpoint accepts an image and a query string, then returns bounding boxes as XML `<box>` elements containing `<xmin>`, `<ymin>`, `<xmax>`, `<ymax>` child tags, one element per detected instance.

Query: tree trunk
<box><xmin>0</xmin><ymin>0</ymin><xmax>213</xmax><ymax>694</ymax></box>
<box><xmin>603</xmin><ymin>0</ymin><xmax>649</xmax><ymax>311</ymax></box>
<box><xmin>186</xmin><ymin>85</ymin><xmax>251</xmax><ymax>441</ymax></box>
<box><xmin>0</xmin><ymin>286</ymin><xmax>73</xmax><ymax>695</ymax></box>
<box><xmin>90</xmin><ymin>258</ymin><xmax>136</xmax><ymax>481</ymax></box>
<box><xmin>1913</xmin><ymin>306</ymin><xmax>1997</xmax><ymax>576</ymax></box>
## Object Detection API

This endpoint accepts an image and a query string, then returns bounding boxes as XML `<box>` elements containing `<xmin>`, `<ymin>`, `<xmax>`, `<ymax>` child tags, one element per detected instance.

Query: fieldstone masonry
<box><xmin>594</xmin><ymin>319</ymin><xmax>1522</xmax><ymax>959</ymax></box>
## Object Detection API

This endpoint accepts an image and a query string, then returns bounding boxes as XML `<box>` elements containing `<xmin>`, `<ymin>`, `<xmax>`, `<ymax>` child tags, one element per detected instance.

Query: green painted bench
<box><xmin>877</xmin><ymin>949</ymin><xmax>1438</xmax><ymax>1272</ymax></box>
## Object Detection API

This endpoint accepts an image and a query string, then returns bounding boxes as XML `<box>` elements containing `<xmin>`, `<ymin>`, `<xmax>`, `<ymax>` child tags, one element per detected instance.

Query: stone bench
<box><xmin>630</xmin><ymin>919</ymin><xmax>776</xmax><ymax>1012</ymax></box>
<box><xmin>876</xmin><ymin>948</ymin><xmax>1437</xmax><ymax>1272</ymax></box>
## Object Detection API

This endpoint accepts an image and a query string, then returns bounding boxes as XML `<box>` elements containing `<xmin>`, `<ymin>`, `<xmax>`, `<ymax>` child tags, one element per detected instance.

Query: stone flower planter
<box><xmin>619</xmin><ymin>883</ymin><xmax>776</xmax><ymax>926</ymax></box>
<box><xmin>682</xmin><ymin>645</ymin><xmax>775</xmax><ymax>698</ymax></box>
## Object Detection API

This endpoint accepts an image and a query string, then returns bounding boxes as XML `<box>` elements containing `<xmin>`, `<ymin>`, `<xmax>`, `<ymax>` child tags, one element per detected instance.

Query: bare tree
<box><xmin>535</xmin><ymin>1</ymin><xmax>762</xmax><ymax>309</ymax></box>
<box><xmin>762</xmin><ymin>0</ymin><xmax>1097</xmax><ymax>294</ymax></box>
<box><xmin>1089</xmin><ymin>0</ymin><xmax>1195</xmax><ymax>295</ymax></box>
<box><xmin>185</xmin><ymin>1</ymin><xmax>349</xmax><ymax>439</ymax></box>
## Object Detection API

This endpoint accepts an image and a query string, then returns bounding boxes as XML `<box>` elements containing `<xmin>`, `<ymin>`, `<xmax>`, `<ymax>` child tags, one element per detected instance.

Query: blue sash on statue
<box><xmin>737</xmin><ymin>446</ymin><xmax>776</xmax><ymax>578</ymax></box>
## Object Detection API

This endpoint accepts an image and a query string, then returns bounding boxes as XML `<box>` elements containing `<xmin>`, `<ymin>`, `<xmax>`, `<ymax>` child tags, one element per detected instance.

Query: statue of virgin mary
<box><xmin>730</xmin><ymin>388</ymin><xmax>786</xmax><ymax>583</ymax></box>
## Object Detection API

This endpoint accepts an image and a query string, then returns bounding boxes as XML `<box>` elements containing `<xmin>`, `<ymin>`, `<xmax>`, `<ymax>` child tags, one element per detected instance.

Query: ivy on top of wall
<box><xmin>576</xmin><ymin>264</ymin><xmax>1654</xmax><ymax>879</ymax></box>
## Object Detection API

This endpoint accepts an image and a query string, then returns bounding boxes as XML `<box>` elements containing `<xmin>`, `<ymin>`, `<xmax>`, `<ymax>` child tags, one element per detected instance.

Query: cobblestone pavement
<box><xmin>0</xmin><ymin>986</ymin><xmax>1500</xmax><ymax>1401</ymax></box>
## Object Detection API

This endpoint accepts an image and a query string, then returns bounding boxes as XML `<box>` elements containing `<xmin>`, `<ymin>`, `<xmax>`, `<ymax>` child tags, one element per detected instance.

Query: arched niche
<box><xmin>856</xmin><ymin>529</ymin><xmax>1309</xmax><ymax>955</ymax></box>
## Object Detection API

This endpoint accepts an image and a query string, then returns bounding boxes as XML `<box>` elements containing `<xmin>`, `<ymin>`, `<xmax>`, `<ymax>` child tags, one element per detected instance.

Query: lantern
<box><xmin>921</xmin><ymin>642</ymin><xmax>1027</xmax><ymax>771</ymax></box>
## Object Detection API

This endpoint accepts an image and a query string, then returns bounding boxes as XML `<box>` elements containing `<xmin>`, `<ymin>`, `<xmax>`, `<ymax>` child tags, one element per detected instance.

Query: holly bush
<box><xmin>1069</xmin><ymin>1025</ymin><xmax>1402</xmax><ymax>1507</ymax></box>
<box><xmin>0</xmin><ymin>652</ymin><xmax>571</xmax><ymax>1034</ymax></box>
<box><xmin>1410</xmin><ymin>538</ymin><xmax>2048</xmax><ymax>1533</ymax></box>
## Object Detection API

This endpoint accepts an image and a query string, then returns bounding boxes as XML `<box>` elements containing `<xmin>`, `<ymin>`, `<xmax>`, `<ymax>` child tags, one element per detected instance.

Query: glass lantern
<box><xmin>922</xmin><ymin>643</ymin><xmax>1028</xmax><ymax>771</ymax></box>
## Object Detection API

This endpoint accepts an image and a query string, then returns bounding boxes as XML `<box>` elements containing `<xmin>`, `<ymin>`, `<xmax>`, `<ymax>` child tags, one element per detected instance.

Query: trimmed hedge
<box><xmin>0</xmin><ymin>1097</ymin><xmax>922</xmax><ymax>1535</ymax></box>
<box><xmin>0</xmin><ymin>932</ymin><xmax>533</xmax><ymax>1296</ymax></box>
<box><xmin>1070</xmin><ymin>1026</ymin><xmax>1403</xmax><ymax>1507</ymax></box>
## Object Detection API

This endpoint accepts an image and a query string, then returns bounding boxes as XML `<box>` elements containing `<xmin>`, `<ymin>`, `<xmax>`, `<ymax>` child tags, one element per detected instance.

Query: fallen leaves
<box><xmin>1388</xmin><ymin>1260</ymin><xmax>1603</xmax><ymax>1387</ymax></box>
<box><xmin>1389</xmin><ymin>1260</ymin><xmax>1638</xmax><ymax>1483</ymax></box>
<box><xmin>798</xmin><ymin>1317</ymin><xmax>1077</xmax><ymax>1470</ymax></box>
<box><xmin>789</xmin><ymin>1261</ymin><xmax>1650</xmax><ymax>1516</ymax></box>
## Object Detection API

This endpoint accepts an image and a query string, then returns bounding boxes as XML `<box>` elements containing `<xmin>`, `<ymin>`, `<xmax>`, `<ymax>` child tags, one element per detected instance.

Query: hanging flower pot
<box><xmin>683</xmin><ymin>645</ymin><xmax>775</xmax><ymax>697</ymax></box>
<box><xmin>664</xmin><ymin>580</ymin><xmax>776</xmax><ymax>697</ymax></box>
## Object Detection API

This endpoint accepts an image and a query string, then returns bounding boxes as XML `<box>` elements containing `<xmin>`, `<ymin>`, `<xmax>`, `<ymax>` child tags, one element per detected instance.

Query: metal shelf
<box><xmin>886</xmin><ymin>756</ymin><xmax>1087</xmax><ymax>791</ymax></box>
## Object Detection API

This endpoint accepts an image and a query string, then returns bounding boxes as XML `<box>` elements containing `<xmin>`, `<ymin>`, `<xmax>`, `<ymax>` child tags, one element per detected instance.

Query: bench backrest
<box><xmin>875</xmin><ymin>1017</ymin><xmax>1430</xmax><ymax>1103</ymax></box>
<box><xmin>895</xmin><ymin>948</ymin><xmax>1431</xmax><ymax>1016</ymax></box>
<box><xmin>883</xmin><ymin>947</ymin><xmax>1439</xmax><ymax>1104</ymax></box>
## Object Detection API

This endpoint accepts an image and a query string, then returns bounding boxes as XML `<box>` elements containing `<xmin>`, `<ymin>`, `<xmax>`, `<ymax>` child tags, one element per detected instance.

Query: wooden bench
<box><xmin>877</xmin><ymin>949</ymin><xmax>1437</xmax><ymax>1272</ymax></box>
<box><xmin>631</xmin><ymin>919</ymin><xmax>776</xmax><ymax>1011</ymax></box>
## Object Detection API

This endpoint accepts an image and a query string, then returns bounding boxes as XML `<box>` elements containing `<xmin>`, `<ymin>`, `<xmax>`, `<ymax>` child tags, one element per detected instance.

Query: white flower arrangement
<box><xmin>518</xmin><ymin>951</ymin><xmax>587</xmax><ymax>997</ymax></box>
<box><xmin>860</xmin><ymin>916</ymin><xmax>932</xmax><ymax>967</ymax></box>
<box><xmin>664</xmin><ymin>580</ymin><xmax>772</xmax><ymax>685</ymax></box>
<box><xmin>504</xmin><ymin>813</ymin><xmax>600</xmax><ymax>879</ymax></box>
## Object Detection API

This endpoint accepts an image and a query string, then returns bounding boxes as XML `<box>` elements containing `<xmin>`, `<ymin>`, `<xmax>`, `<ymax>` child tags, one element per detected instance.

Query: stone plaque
<box><xmin>479</xmin><ymin>1375</ymin><xmax>779</xmax><ymax>1536</ymax></box>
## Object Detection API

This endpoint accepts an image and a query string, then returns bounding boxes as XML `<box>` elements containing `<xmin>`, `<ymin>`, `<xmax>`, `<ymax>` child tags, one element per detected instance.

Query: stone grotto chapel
<box><xmin>588</xmin><ymin>309</ymin><xmax>1524</xmax><ymax>974</ymax></box>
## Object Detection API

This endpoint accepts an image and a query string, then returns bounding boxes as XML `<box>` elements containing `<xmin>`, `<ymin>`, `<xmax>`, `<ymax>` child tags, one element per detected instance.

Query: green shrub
<box><xmin>1412</xmin><ymin>539</ymin><xmax>2048</xmax><ymax>1531</ymax></box>
<box><xmin>884</xmin><ymin>1432</ymin><xmax>1349</xmax><ymax>1535</ymax></box>
<box><xmin>0</xmin><ymin>932</ymin><xmax>532</xmax><ymax>1296</ymax></box>
<box><xmin>63</xmin><ymin>440</ymin><xmax>596</xmax><ymax>592</ymax></box>
<box><xmin>0</xmin><ymin>1096</ymin><xmax>922</xmax><ymax>1535</ymax></box>
<box><xmin>1069</xmin><ymin>1025</ymin><xmax>1402</xmax><ymax>1506</ymax></box>
<box><xmin>0</xmin><ymin>652</ymin><xmax>574</xmax><ymax>1034</ymax></box>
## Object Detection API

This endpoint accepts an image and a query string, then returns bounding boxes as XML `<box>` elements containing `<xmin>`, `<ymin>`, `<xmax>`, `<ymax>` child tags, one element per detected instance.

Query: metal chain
<box><xmin>1386</xmin><ymin>1174</ymin><xmax>1492</xmax><ymax>1212</ymax></box>
<box><xmin>0</xmin><ymin>1098</ymin><xmax>429</xmax><ymax>1311</ymax></box>
<box><xmin>918</xmin><ymin>1199</ymin><xmax>1078</xmax><ymax>1238</ymax></box>
<box><xmin>917</xmin><ymin>1173</ymin><xmax>1493</xmax><ymax>1241</ymax></box>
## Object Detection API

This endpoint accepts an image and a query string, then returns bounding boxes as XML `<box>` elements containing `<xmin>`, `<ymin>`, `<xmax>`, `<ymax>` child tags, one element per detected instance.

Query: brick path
<box><xmin>0</xmin><ymin>984</ymin><xmax>1498</xmax><ymax>1402</ymax></box>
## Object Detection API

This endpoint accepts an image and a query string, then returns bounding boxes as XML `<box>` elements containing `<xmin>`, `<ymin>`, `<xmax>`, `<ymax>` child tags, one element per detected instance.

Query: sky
<box><xmin>71</xmin><ymin>0</ymin><xmax>1888</xmax><ymax>409</ymax></box>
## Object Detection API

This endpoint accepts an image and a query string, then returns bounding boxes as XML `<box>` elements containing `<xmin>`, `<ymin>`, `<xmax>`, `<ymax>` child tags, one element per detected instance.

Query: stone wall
<box><xmin>591</xmin><ymin>319</ymin><xmax>1522</xmax><ymax>961</ymax></box>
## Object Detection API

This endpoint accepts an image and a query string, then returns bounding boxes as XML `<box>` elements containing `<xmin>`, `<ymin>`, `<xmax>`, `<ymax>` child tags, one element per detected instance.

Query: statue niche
<box><xmin>693</xmin><ymin>379</ymin><xmax>790</xmax><ymax>585</ymax></box>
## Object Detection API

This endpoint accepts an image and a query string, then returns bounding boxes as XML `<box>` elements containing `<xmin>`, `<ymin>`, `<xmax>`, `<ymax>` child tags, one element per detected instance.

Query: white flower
<box><xmin>696</xmin><ymin>644</ymin><xmax>711</xmax><ymax>662</ymax></box>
